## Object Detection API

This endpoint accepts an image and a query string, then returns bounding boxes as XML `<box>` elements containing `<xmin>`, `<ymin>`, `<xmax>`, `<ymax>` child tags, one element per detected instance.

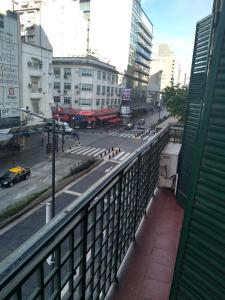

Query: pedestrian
<box><xmin>77</xmin><ymin>133</ymin><xmax>79</xmax><ymax>140</ymax></box>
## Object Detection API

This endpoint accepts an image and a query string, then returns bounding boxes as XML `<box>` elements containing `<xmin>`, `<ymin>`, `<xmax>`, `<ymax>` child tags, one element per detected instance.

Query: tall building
<box><xmin>150</xmin><ymin>43</ymin><xmax>175</xmax><ymax>91</ymax></box>
<box><xmin>87</xmin><ymin>0</ymin><xmax>153</xmax><ymax>112</ymax></box>
<box><xmin>0</xmin><ymin>10</ymin><xmax>21</xmax><ymax>129</ymax></box>
<box><xmin>14</xmin><ymin>0</ymin><xmax>87</xmax><ymax>56</ymax></box>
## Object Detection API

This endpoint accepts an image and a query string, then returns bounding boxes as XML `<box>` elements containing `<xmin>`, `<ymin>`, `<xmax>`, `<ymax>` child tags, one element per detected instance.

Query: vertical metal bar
<box><xmin>68</xmin><ymin>232</ymin><xmax>74</xmax><ymax>296</ymax></box>
<box><xmin>52</xmin><ymin>119</ymin><xmax>56</xmax><ymax>218</ymax></box>
<box><xmin>81</xmin><ymin>205</ymin><xmax>89</xmax><ymax>299</ymax></box>
<box><xmin>133</xmin><ymin>157</ymin><xmax>141</xmax><ymax>239</ymax></box>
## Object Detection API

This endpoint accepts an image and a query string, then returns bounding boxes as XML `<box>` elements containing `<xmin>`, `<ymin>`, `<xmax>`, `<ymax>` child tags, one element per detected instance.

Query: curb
<box><xmin>0</xmin><ymin>159</ymin><xmax>102</xmax><ymax>230</ymax></box>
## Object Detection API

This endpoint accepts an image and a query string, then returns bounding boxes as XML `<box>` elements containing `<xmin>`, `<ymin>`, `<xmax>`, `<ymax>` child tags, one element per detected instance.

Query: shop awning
<box><xmin>85</xmin><ymin>116</ymin><xmax>96</xmax><ymax>122</ymax></box>
<box><xmin>107</xmin><ymin>117</ymin><xmax>122</xmax><ymax>123</ymax></box>
<box><xmin>97</xmin><ymin>114</ymin><xmax>117</xmax><ymax>121</ymax></box>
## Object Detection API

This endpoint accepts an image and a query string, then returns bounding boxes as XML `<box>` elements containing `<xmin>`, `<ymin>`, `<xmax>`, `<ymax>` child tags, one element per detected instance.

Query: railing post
<box><xmin>133</xmin><ymin>156</ymin><xmax>141</xmax><ymax>240</ymax></box>
<box><xmin>113</xmin><ymin>171</ymin><xmax>124</xmax><ymax>284</ymax></box>
<box><xmin>81</xmin><ymin>205</ymin><xmax>89</xmax><ymax>299</ymax></box>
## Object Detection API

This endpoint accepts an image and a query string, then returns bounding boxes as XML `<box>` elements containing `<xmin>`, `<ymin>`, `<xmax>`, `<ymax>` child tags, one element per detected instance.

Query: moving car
<box><xmin>126</xmin><ymin>122</ymin><xmax>134</xmax><ymax>130</ymax></box>
<box><xmin>0</xmin><ymin>166</ymin><xmax>31</xmax><ymax>188</ymax></box>
<box><xmin>45</xmin><ymin>121</ymin><xmax>74</xmax><ymax>134</ymax></box>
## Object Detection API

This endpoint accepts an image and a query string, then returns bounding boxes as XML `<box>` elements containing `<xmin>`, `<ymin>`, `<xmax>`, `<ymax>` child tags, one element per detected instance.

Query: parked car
<box><xmin>0</xmin><ymin>166</ymin><xmax>31</xmax><ymax>188</ymax></box>
<box><xmin>45</xmin><ymin>121</ymin><xmax>74</xmax><ymax>134</ymax></box>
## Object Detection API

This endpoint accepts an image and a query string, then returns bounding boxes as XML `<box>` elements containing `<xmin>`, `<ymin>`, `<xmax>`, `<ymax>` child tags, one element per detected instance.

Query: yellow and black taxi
<box><xmin>0</xmin><ymin>166</ymin><xmax>31</xmax><ymax>188</ymax></box>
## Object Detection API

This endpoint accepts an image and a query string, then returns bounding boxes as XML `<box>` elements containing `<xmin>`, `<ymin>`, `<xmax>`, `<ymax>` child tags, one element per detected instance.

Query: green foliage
<box><xmin>162</xmin><ymin>85</ymin><xmax>188</xmax><ymax>121</ymax></box>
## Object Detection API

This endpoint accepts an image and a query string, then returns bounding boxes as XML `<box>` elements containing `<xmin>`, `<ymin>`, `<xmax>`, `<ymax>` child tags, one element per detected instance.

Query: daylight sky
<box><xmin>142</xmin><ymin>0</ymin><xmax>214</xmax><ymax>75</ymax></box>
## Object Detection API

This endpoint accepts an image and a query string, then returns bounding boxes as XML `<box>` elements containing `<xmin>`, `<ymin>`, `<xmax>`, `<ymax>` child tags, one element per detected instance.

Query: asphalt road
<box><xmin>0</xmin><ymin>109</ymin><xmax>168</xmax><ymax>262</ymax></box>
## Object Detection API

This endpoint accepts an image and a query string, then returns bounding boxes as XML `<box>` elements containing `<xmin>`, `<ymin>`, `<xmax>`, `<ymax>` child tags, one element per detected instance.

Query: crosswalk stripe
<box><xmin>114</xmin><ymin>151</ymin><xmax>125</xmax><ymax>159</ymax></box>
<box><xmin>126</xmin><ymin>134</ymin><xmax>134</xmax><ymax>138</ymax></box>
<box><xmin>82</xmin><ymin>147</ymin><xmax>96</xmax><ymax>155</ymax></box>
<box><xmin>87</xmin><ymin>148</ymin><xmax>101</xmax><ymax>156</ymax></box>
<box><xmin>93</xmin><ymin>149</ymin><xmax>106</xmax><ymax>157</ymax></box>
<box><xmin>119</xmin><ymin>133</ymin><xmax>127</xmax><ymax>137</ymax></box>
<box><xmin>119</xmin><ymin>153</ymin><xmax>130</xmax><ymax>161</ymax></box>
<box><xmin>75</xmin><ymin>147</ymin><xmax>91</xmax><ymax>155</ymax></box>
<box><xmin>70</xmin><ymin>146</ymin><xmax>85</xmax><ymax>153</ymax></box>
<box><xmin>143</xmin><ymin>136</ymin><xmax>149</xmax><ymax>140</ymax></box>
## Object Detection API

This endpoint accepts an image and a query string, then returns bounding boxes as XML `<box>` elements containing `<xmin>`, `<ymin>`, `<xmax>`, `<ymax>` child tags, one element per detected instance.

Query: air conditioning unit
<box><xmin>28</xmin><ymin>83</ymin><xmax>32</xmax><ymax>88</ymax></box>
<box><xmin>159</xmin><ymin>143</ymin><xmax>181</xmax><ymax>190</ymax></box>
<box><xmin>75</xmin><ymin>85</ymin><xmax>79</xmax><ymax>89</ymax></box>
<box><xmin>27</xmin><ymin>61</ymin><xmax>32</xmax><ymax>67</ymax></box>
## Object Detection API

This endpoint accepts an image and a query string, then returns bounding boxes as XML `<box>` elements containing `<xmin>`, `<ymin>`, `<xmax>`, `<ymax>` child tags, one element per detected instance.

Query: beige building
<box><xmin>150</xmin><ymin>44</ymin><xmax>175</xmax><ymax>91</ymax></box>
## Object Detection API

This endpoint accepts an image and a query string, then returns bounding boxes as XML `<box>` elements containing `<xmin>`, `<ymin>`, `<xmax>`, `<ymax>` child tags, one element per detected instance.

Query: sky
<box><xmin>142</xmin><ymin>0</ymin><xmax>214</xmax><ymax>75</ymax></box>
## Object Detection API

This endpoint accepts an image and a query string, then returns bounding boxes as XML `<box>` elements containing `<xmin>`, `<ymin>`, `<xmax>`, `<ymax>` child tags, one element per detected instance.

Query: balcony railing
<box><xmin>0</xmin><ymin>126</ymin><xmax>170</xmax><ymax>300</ymax></box>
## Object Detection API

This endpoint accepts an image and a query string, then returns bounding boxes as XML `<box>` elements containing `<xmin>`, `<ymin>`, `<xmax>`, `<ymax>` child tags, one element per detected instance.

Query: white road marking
<box><xmin>143</xmin><ymin>136</ymin><xmax>149</xmax><ymax>140</ymax></box>
<box><xmin>87</xmin><ymin>148</ymin><xmax>101</xmax><ymax>156</ymax></box>
<box><xmin>64</xmin><ymin>190</ymin><xmax>82</xmax><ymax>196</ymax></box>
<box><xmin>119</xmin><ymin>153</ymin><xmax>131</xmax><ymax>161</ymax></box>
<box><xmin>114</xmin><ymin>151</ymin><xmax>125</xmax><ymax>159</ymax></box>
<box><xmin>105</xmin><ymin>166</ymin><xmax>114</xmax><ymax>173</ymax></box>
<box><xmin>82</xmin><ymin>147</ymin><xmax>96</xmax><ymax>155</ymax></box>
<box><xmin>70</xmin><ymin>146</ymin><xmax>85</xmax><ymax>153</ymax></box>
<box><xmin>75</xmin><ymin>147</ymin><xmax>91</xmax><ymax>155</ymax></box>
<box><xmin>119</xmin><ymin>133</ymin><xmax>128</xmax><ymax>137</ymax></box>
<box><xmin>93</xmin><ymin>149</ymin><xmax>106</xmax><ymax>156</ymax></box>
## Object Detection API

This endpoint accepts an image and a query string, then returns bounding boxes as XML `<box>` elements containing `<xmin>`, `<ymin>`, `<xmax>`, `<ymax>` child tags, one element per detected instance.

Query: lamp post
<box><xmin>15</xmin><ymin>107</ymin><xmax>56</xmax><ymax>219</ymax></box>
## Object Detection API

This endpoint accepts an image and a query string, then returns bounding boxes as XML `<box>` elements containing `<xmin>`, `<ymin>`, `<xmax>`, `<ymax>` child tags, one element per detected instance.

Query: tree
<box><xmin>162</xmin><ymin>84</ymin><xmax>188</xmax><ymax>121</ymax></box>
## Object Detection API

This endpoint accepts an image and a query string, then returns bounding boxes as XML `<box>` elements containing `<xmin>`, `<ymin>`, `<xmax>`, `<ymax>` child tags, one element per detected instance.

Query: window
<box><xmin>102</xmin><ymin>86</ymin><xmax>106</xmax><ymax>95</ymax></box>
<box><xmin>115</xmin><ymin>88</ymin><xmax>118</xmax><ymax>95</ymax></box>
<box><xmin>112</xmin><ymin>75</ymin><xmax>115</xmax><ymax>84</ymax></box>
<box><xmin>107</xmin><ymin>73</ymin><xmax>111</xmax><ymax>81</ymax></box>
<box><xmin>96</xmin><ymin>99</ymin><xmax>100</xmax><ymax>106</ymax></box>
<box><xmin>80</xmin><ymin>84</ymin><xmax>93</xmax><ymax>92</ymax></box>
<box><xmin>54</xmin><ymin>82</ymin><xmax>60</xmax><ymax>90</ymax></box>
<box><xmin>79</xmin><ymin>98</ymin><xmax>92</xmax><ymax>106</ymax></box>
<box><xmin>102</xmin><ymin>72</ymin><xmax>106</xmax><ymax>80</ymax></box>
<box><xmin>64</xmin><ymin>68</ymin><xmax>71</xmax><ymax>77</ymax></box>
<box><xmin>64</xmin><ymin>83</ymin><xmax>71</xmax><ymax>90</ymax></box>
<box><xmin>79</xmin><ymin>68</ymin><xmax>93</xmax><ymax>77</ymax></box>
<box><xmin>111</xmin><ymin>87</ymin><xmax>114</xmax><ymax>95</ymax></box>
<box><xmin>102</xmin><ymin>99</ymin><xmax>105</xmax><ymax>106</ymax></box>
<box><xmin>97</xmin><ymin>71</ymin><xmax>101</xmax><ymax>80</ymax></box>
<box><xmin>106</xmin><ymin>99</ymin><xmax>109</xmax><ymax>105</ymax></box>
<box><xmin>107</xmin><ymin>87</ymin><xmax>110</xmax><ymax>95</ymax></box>
<box><xmin>64</xmin><ymin>97</ymin><xmax>71</xmax><ymax>104</ymax></box>
<box><xmin>114</xmin><ymin>99</ymin><xmax>117</xmax><ymax>105</ymax></box>
<box><xmin>110</xmin><ymin>99</ymin><xmax>113</xmax><ymax>106</ymax></box>
<box><xmin>54</xmin><ymin>96</ymin><xmax>60</xmax><ymax>103</ymax></box>
<box><xmin>119</xmin><ymin>88</ymin><xmax>121</xmax><ymax>95</ymax></box>
<box><xmin>54</xmin><ymin>68</ymin><xmax>60</xmax><ymax>77</ymax></box>
<box><xmin>96</xmin><ymin>85</ymin><xmax>101</xmax><ymax>95</ymax></box>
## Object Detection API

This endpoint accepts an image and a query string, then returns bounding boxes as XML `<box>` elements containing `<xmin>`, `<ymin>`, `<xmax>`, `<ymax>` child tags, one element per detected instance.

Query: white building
<box><xmin>52</xmin><ymin>56</ymin><xmax>122</xmax><ymax>110</ymax></box>
<box><xmin>150</xmin><ymin>44</ymin><xmax>175</xmax><ymax>91</ymax></box>
<box><xmin>147</xmin><ymin>70</ymin><xmax>162</xmax><ymax>107</ymax></box>
<box><xmin>0</xmin><ymin>10</ymin><xmax>21</xmax><ymax>129</ymax></box>
<box><xmin>14</xmin><ymin>0</ymin><xmax>87</xmax><ymax>56</ymax></box>
<box><xmin>21</xmin><ymin>42</ymin><xmax>53</xmax><ymax>118</ymax></box>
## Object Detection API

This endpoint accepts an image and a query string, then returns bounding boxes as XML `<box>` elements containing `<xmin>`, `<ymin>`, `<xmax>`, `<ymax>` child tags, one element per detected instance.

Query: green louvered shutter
<box><xmin>176</xmin><ymin>14</ymin><xmax>213</xmax><ymax>207</ymax></box>
<box><xmin>170</xmin><ymin>2</ymin><xmax>225</xmax><ymax>299</ymax></box>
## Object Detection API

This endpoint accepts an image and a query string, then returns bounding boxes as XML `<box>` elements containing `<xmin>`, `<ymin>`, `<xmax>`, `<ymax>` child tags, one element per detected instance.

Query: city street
<box><xmin>0</xmin><ymin>109</ymin><xmax>168</xmax><ymax>262</ymax></box>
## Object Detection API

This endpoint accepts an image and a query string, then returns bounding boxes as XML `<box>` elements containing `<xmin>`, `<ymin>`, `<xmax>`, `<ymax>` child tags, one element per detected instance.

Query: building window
<box><xmin>107</xmin><ymin>87</ymin><xmax>110</xmax><ymax>95</ymax></box>
<box><xmin>54</xmin><ymin>68</ymin><xmax>61</xmax><ymax>77</ymax></box>
<box><xmin>107</xmin><ymin>73</ymin><xmax>111</xmax><ymax>82</ymax></box>
<box><xmin>102</xmin><ymin>72</ymin><xmax>106</xmax><ymax>80</ymax></box>
<box><xmin>54</xmin><ymin>82</ymin><xmax>60</xmax><ymax>90</ymax></box>
<box><xmin>97</xmin><ymin>85</ymin><xmax>101</xmax><ymax>95</ymax></box>
<box><xmin>112</xmin><ymin>75</ymin><xmax>115</xmax><ymax>84</ymax></box>
<box><xmin>96</xmin><ymin>99</ymin><xmax>100</xmax><ymax>106</ymax></box>
<box><xmin>102</xmin><ymin>99</ymin><xmax>105</xmax><ymax>106</ymax></box>
<box><xmin>114</xmin><ymin>99</ymin><xmax>117</xmax><ymax>105</ymax></box>
<box><xmin>115</xmin><ymin>88</ymin><xmax>118</xmax><ymax>95</ymax></box>
<box><xmin>64</xmin><ymin>68</ymin><xmax>71</xmax><ymax>78</ymax></box>
<box><xmin>54</xmin><ymin>96</ymin><xmax>60</xmax><ymax>103</ymax></box>
<box><xmin>110</xmin><ymin>99</ymin><xmax>113</xmax><ymax>106</ymax></box>
<box><xmin>111</xmin><ymin>87</ymin><xmax>114</xmax><ymax>95</ymax></box>
<box><xmin>80</xmin><ymin>84</ymin><xmax>93</xmax><ymax>92</ymax></box>
<box><xmin>106</xmin><ymin>99</ymin><xmax>109</xmax><ymax>105</ymax></box>
<box><xmin>102</xmin><ymin>86</ymin><xmax>106</xmax><ymax>95</ymax></box>
<box><xmin>79</xmin><ymin>68</ymin><xmax>93</xmax><ymax>77</ymax></box>
<box><xmin>97</xmin><ymin>71</ymin><xmax>101</xmax><ymax>80</ymax></box>
<box><xmin>119</xmin><ymin>88</ymin><xmax>121</xmax><ymax>95</ymax></box>
<box><xmin>64</xmin><ymin>97</ymin><xmax>71</xmax><ymax>104</ymax></box>
<box><xmin>79</xmin><ymin>98</ymin><xmax>92</xmax><ymax>106</ymax></box>
<box><xmin>64</xmin><ymin>83</ymin><xmax>71</xmax><ymax>90</ymax></box>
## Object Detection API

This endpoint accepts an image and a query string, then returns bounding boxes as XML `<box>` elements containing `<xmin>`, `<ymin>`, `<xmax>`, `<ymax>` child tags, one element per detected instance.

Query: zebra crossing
<box><xmin>66</xmin><ymin>146</ymin><xmax>131</xmax><ymax>162</ymax></box>
<box><xmin>107</xmin><ymin>131</ymin><xmax>155</xmax><ymax>140</ymax></box>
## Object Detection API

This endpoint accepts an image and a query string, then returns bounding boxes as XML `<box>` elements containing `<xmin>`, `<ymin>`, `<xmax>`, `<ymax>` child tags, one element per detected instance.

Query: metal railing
<box><xmin>0</xmin><ymin>126</ymin><xmax>170</xmax><ymax>300</ymax></box>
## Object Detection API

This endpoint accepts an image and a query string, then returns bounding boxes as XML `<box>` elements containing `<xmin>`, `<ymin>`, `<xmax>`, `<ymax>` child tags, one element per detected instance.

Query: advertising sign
<box><xmin>121</xmin><ymin>89</ymin><xmax>131</xmax><ymax>101</ymax></box>
<box><xmin>0</xmin><ymin>12</ymin><xmax>20</xmax><ymax>128</ymax></box>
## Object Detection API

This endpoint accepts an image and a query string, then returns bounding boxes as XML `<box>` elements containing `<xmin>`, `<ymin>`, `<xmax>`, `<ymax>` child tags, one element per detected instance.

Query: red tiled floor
<box><xmin>106</xmin><ymin>188</ymin><xmax>184</xmax><ymax>300</ymax></box>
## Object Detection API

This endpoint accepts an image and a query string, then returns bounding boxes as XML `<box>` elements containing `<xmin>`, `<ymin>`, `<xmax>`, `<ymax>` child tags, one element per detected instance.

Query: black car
<box><xmin>0</xmin><ymin>166</ymin><xmax>31</xmax><ymax>188</ymax></box>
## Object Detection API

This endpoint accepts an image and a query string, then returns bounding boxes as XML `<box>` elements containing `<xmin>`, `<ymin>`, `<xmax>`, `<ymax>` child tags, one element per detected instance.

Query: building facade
<box><xmin>0</xmin><ymin>10</ymin><xmax>21</xmax><ymax>129</ymax></box>
<box><xmin>14</xmin><ymin>0</ymin><xmax>87</xmax><ymax>56</ymax></box>
<box><xmin>21</xmin><ymin>42</ymin><xmax>53</xmax><ymax>118</ymax></box>
<box><xmin>52</xmin><ymin>56</ymin><xmax>122</xmax><ymax>110</ymax></box>
<box><xmin>150</xmin><ymin>44</ymin><xmax>175</xmax><ymax>91</ymax></box>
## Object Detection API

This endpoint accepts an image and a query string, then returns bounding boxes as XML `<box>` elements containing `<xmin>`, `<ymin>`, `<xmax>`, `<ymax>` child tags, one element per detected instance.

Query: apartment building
<box><xmin>150</xmin><ymin>43</ymin><xmax>175</xmax><ymax>91</ymax></box>
<box><xmin>21</xmin><ymin>42</ymin><xmax>53</xmax><ymax>118</ymax></box>
<box><xmin>52</xmin><ymin>56</ymin><xmax>122</xmax><ymax>110</ymax></box>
